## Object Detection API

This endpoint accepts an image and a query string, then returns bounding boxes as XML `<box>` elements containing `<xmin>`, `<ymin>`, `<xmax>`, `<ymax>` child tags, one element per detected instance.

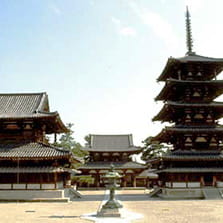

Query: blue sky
<box><xmin>1</xmin><ymin>0</ymin><xmax>223</xmax><ymax>145</ymax></box>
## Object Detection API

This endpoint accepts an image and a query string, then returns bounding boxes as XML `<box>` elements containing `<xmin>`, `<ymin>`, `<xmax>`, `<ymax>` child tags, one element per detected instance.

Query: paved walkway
<box><xmin>1</xmin><ymin>190</ymin><xmax>223</xmax><ymax>222</ymax></box>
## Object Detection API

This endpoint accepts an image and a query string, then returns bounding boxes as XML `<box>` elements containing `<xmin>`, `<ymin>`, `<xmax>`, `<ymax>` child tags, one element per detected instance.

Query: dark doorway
<box><xmin>204</xmin><ymin>175</ymin><xmax>213</xmax><ymax>186</ymax></box>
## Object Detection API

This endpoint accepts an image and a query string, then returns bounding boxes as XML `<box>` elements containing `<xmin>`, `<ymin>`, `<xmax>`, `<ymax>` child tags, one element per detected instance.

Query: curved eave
<box><xmin>157</xmin><ymin>167</ymin><xmax>223</xmax><ymax>173</ymax></box>
<box><xmin>153</xmin><ymin>101</ymin><xmax>223</xmax><ymax>122</ymax></box>
<box><xmin>0</xmin><ymin>142</ymin><xmax>72</xmax><ymax>160</ymax></box>
<box><xmin>153</xmin><ymin>126</ymin><xmax>223</xmax><ymax>143</ymax></box>
<box><xmin>155</xmin><ymin>79</ymin><xmax>223</xmax><ymax>101</ymax></box>
<box><xmin>0</xmin><ymin>112</ymin><xmax>69</xmax><ymax>134</ymax></box>
<box><xmin>79</xmin><ymin>161</ymin><xmax>146</xmax><ymax>170</ymax></box>
<box><xmin>157</xmin><ymin>55</ymin><xmax>223</xmax><ymax>81</ymax></box>
<box><xmin>163</xmin><ymin>155</ymin><xmax>223</xmax><ymax>161</ymax></box>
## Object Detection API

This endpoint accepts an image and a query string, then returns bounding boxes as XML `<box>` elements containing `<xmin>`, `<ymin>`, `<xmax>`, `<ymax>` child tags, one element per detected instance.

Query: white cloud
<box><xmin>111</xmin><ymin>16</ymin><xmax>136</xmax><ymax>37</ymax></box>
<box><xmin>128</xmin><ymin>1</ymin><xmax>179</xmax><ymax>49</ymax></box>
<box><xmin>111</xmin><ymin>17</ymin><xmax>121</xmax><ymax>25</ymax></box>
<box><xmin>49</xmin><ymin>4</ymin><xmax>62</xmax><ymax>16</ymax></box>
<box><xmin>120</xmin><ymin>27</ymin><xmax>136</xmax><ymax>36</ymax></box>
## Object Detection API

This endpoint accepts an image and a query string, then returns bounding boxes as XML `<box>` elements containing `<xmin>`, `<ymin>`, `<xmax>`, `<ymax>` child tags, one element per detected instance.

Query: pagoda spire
<box><xmin>185</xmin><ymin>6</ymin><xmax>195</xmax><ymax>55</ymax></box>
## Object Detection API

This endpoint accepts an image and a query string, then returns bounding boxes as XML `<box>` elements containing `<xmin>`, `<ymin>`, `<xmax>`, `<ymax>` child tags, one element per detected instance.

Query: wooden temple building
<box><xmin>0</xmin><ymin>92</ymin><xmax>77</xmax><ymax>201</ymax></box>
<box><xmin>152</xmin><ymin>8</ymin><xmax>223</xmax><ymax>199</ymax></box>
<box><xmin>79</xmin><ymin>134</ymin><xmax>146</xmax><ymax>187</ymax></box>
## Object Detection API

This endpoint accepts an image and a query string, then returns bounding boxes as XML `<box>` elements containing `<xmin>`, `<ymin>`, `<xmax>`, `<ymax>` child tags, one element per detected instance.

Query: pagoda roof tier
<box><xmin>171</xmin><ymin>150</ymin><xmax>221</xmax><ymax>155</ymax></box>
<box><xmin>0</xmin><ymin>142</ymin><xmax>72</xmax><ymax>160</ymax></box>
<box><xmin>153</xmin><ymin>101</ymin><xmax>223</xmax><ymax>122</ymax></box>
<box><xmin>79</xmin><ymin>161</ymin><xmax>146</xmax><ymax>170</ymax></box>
<box><xmin>157</xmin><ymin>167</ymin><xmax>223</xmax><ymax>173</ymax></box>
<box><xmin>157</xmin><ymin>54</ymin><xmax>223</xmax><ymax>81</ymax></box>
<box><xmin>153</xmin><ymin>126</ymin><xmax>223</xmax><ymax>143</ymax></box>
<box><xmin>155</xmin><ymin>78</ymin><xmax>223</xmax><ymax>101</ymax></box>
<box><xmin>83</xmin><ymin>134</ymin><xmax>142</xmax><ymax>152</ymax></box>
<box><xmin>163</xmin><ymin>154</ymin><xmax>223</xmax><ymax>161</ymax></box>
<box><xmin>0</xmin><ymin>93</ymin><xmax>68</xmax><ymax>133</ymax></box>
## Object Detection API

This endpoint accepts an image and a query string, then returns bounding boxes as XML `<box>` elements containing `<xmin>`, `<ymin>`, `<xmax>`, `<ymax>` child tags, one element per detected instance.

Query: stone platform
<box><xmin>0</xmin><ymin>189</ymin><xmax>71</xmax><ymax>202</ymax></box>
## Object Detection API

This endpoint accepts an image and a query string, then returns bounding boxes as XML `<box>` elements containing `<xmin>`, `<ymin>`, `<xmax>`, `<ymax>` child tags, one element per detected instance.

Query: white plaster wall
<box><xmin>188</xmin><ymin>182</ymin><xmax>200</xmax><ymax>188</ymax></box>
<box><xmin>0</xmin><ymin>184</ymin><xmax>11</xmax><ymax>189</ymax></box>
<box><xmin>42</xmin><ymin>184</ymin><xmax>55</xmax><ymax>189</ymax></box>
<box><xmin>172</xmin><ymin>182</ymin><xmax>187</xmax><ymax>188</ymax></box>
<box><xmin>27</xmin><ymin>184</ymin><xmax>40</xmax><ymax>189</ymax></box>
<box><xmin>13</xmin><ymin>184</ymin><xmax>26</xmax><ymax>189</ymax></box>
<box><xmin>216</xmin><ymin>181</ymin><xmax>223</xmax><ymax>187</ymax></box>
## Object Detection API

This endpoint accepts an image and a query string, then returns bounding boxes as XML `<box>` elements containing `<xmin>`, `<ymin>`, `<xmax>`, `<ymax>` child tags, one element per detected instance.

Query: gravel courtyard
<box><xmin>1</xmin><ymin>190</ymin><xmax>223</xmax><ymax>223</ymax></box>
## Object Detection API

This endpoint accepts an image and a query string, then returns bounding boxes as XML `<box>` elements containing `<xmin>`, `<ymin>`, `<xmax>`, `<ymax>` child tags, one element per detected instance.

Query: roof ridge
<box><xmin>91</xmin><ymin>134</ymin><xmax>133</xmax><ymax>136</ymax></box>
<box><xmin>0</xmin><ymin>92</ymin><xmax>46</xmax><ymax>96</ymax></box>
<box><xmin>35</xmin><ymin>92</ymin><xmax>48</xmax><ymax>113</ymax></box>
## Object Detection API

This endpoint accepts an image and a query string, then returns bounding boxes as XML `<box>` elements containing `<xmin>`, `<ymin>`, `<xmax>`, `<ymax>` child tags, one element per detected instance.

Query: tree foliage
<box><xmin>54</xmin><ymin>123</ymin><xmax>88</xmax><ymax>158</ymax></box>
<box><xmin>141</xmin><ymin>136</ymin><xmax>169</xmax><ymax>161</ymax></box>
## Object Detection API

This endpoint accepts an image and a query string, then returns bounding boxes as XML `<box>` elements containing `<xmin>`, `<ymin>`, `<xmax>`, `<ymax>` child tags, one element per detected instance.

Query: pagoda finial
<box><xmin>185</xmin><ymin>6</ymin><xmax>195</xmax><ymax>55</ymax></box>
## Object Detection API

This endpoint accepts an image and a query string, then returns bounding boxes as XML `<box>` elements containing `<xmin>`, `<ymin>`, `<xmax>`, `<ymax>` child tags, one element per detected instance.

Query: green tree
<box><xmin>54</xmin><ymin>123</ymin><xmax>88</xmax><ymax>158</ymax></box>
<box><xmin>84</xmin><ymin>134</ymin><xmax>91</xmax><ymax>146</ymax></box>
<box><xmin>141</xmin><ymin>136</ymin><xmax>169</xmax><ymax>161</ymax></box>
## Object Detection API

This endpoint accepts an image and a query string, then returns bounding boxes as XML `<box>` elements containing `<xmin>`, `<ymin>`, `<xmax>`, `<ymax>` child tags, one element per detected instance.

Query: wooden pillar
<box><xmin>213</xmin><ymin>175</ymin><xmax>217</xmax><ymax>187</ymax></box>
<box><xmin>95</xmin><ymin>171</ymin><xmax>100</xmax><ymax>188</ymax></box>
<box><xmin>185</xmin><ymin>174</ymin><xmax>188</xmax><ymax>188</ymax></box>
<box><xmin>133</xmin><ymin>175</ymin><xmax>137</xmax><ymax>187</ymax></box>
<box><xmin>200</xmin><ymin>176</ymin><xmax>204</xmax><ymax>187</ymax></box>
<box><xmin>40</xmin><ymin>174</ymin><xmax>42</xmax><ymax>190</ymax></box>
<box><xmin>54</xmin><ymin>172</ymin><xmax>57</xmax><ymax>189</ymax></box>
<box><xmin>122</xmin><ymin>170</ymin><xmax>127</xmax><ymax>187</ymax></box>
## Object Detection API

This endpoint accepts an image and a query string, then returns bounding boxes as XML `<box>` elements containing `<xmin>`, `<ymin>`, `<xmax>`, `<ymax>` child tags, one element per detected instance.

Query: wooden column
<box><xmin>200</xmin><ymin>176</ymin><xmax>204</xmax><ymax>187</ymax></box>
<box><xmin>133</xmin><ymin>174</ymin><xmax>137</xmax><ymax>187</ymax></box>
<box><xmin>213</xmin><ymin>175</ymin><xmax>217</xmax><ymax>187</ymax></box>
<box><xmin>54</xmin><ymin>172</ymin><xmax>57</xmax><ymax>189</ymax></box>
<box><xmin>185</xmin><ymin>174</ymin><xmax>188</xmax><ymax>188</ymax></box>
<box><xmin>95</xmin><ymin>171</ymin><xmax>100</xmax><ymax>188</ymax></box>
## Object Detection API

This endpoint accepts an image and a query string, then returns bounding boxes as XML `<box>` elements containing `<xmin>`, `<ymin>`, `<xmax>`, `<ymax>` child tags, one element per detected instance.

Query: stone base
<box><xmin>97</xmin><ymin>207</ymin><xmax>121</xmax><ymax>217</ymax></box>
<box><xmin>0</xmin><ymin>189</ymin><xmax>71</xmax><ymax>202</ymax></box>
<box><xmin>158</xmin><ymin>188</ymin><xmax>204</xmax><ymax>199</ymax></box>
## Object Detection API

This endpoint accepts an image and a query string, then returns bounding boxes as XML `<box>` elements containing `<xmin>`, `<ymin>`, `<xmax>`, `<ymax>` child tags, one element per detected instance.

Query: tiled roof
<box><xmin>153</xmin><ymin>101</ymin><xmax>223</xmax><ymax>122</ymax></box>
<box><xmin>155</xmin><ymin>79</ymin><xmax>223</xmax><ymax>101</ymax></box>
<box><xmin>0</xmin><ymin>166</ymin><xmax>67</xmax><ymax>173</ymax></box>
<box><xmin>157</xmin><ymin>167</ymin><xmax>223</xmax><ymax>173</ymax></box>
<box><xmin>83</xmin><ymin>134</ymin><xmax>141</xmax><ymax>152</ymax></box>
<box><xmin>153</xmin><ymin>126</ymin><xmax>223</xmax><ymax>142</ymax></box>
<box><xmin>0</xmin><ymin>93</ymin><xmax>68</xmax><ymax>133</ymax></box>
<box><xmin>0</xmin><ymin>142</ymin><xmax>71</xmax><ymax>159</ymax></box>
<box><xmin>79</xmin><ymin>161</ymin><xmax>146</xmax><ymax>170</ymax></box>
<box><xmin>163</xmin><ymin>155</ymin><xmax>223</xmax><ymax>161</ymax></box>
<box><xmin>137</xmin><ymin>169</ymin><xmax>158</xmax><ymax>178</ymax></box>
<box><xmin>0</xmin><ymin>93</ymin><xmax>48</xmax><ymax>114</ymax></box>
<box><xmin>158</xmin><ymin>54</ymin><xmax>223</xmax><ymax>81</ymax></box>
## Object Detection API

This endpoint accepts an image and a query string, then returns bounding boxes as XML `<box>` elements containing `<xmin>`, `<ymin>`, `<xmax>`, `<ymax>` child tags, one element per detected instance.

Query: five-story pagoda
<box><xmin>152</xmin><ymin>8</ymin><xmax>223</xmax><ymax>199</ymax></box>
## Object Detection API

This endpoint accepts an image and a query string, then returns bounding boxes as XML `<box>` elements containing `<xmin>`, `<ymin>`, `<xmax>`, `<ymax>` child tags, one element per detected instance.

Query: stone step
<box><xmin>202</xmin><ymin>188</ymin><xmax>222</xmax><ymax>199</ymax></box>
<box><xmin>148</xmin><ymin>187</ymin><xmax>162</xmax><ymax>197</ymax></box>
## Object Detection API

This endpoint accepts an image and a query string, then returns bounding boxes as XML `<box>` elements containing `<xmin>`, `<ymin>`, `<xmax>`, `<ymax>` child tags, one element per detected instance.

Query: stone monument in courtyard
<box><xmin>97</xmin><ymin>164</ymin><xmax>123</xmax><ymax>217</ymax></box>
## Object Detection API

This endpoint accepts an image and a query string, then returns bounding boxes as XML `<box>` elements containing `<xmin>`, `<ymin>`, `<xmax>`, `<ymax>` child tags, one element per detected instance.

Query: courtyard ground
<box><xmin>0</xmin><ymin>189</ymin><xmax>223</xmax><ymax>222</ymax></box>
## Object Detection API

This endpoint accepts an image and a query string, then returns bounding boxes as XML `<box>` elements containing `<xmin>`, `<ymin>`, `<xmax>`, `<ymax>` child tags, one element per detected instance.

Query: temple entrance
<box><xmin>204</xmin><ymin>175</ymin><xmax>213</xmax><ymax>186</ymax></box>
